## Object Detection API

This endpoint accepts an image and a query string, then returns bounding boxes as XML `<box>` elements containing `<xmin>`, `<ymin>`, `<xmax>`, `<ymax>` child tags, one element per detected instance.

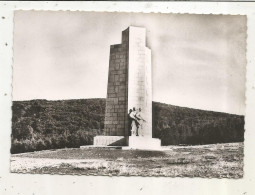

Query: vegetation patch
<box><xmin>11</xmin><ymin>99</ymin><xmax>244</xmax><ymax>153</ymax></box>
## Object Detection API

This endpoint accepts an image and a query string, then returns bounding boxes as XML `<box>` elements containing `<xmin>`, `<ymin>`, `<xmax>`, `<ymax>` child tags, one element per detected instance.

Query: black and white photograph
<box><xmin>10</xmin><ymin>11</ymin><xmax>246</xmax><ymax>178</ymax></box>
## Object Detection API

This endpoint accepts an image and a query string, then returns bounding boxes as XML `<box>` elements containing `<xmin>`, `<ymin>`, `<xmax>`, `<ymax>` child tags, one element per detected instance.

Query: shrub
<box><xmin>11</xmin><ymin>139</ymin><xmax>25</xmax><ymax>154</ymax></box>
<box><xmin>36</xmin><ymin>138</ymin><xmax>46</xmax><ymax>151</ymax></box>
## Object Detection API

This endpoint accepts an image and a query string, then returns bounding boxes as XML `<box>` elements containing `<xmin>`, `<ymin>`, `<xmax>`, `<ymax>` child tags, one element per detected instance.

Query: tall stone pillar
<box><xmin>127</xmin><ymin>27</ymin><xmax>152</xmax><ymax>138</ymax></box>
<box><xmin>93</xmin><ymin>26</ymin><xmax>161</xmax><ymax>149</ymax></box>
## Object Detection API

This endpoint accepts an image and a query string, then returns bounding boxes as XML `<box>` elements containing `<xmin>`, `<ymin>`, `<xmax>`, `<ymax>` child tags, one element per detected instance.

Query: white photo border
<box><xmin>0</xmin><ymin>1</ymin><xmax>255</xmax><ymax>195</ymax></box>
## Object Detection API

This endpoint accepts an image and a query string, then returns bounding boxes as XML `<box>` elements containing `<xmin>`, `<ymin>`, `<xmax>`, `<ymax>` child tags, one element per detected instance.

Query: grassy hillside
<box><xmin>11</xmin><ymin>99</ymin><xmax>105</xmax><ymax>153</ymax></box>
<box><xmin>11</xmin><ymin>98</ymin><xmax>244</xmax><ymax>153</ymax></box>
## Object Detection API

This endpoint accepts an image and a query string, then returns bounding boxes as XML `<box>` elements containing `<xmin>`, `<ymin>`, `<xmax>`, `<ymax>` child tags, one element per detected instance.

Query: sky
<box><xmin>13</xmin><ymin>11</ymin><xmax>246</xmax><ymax>115</ymax></box>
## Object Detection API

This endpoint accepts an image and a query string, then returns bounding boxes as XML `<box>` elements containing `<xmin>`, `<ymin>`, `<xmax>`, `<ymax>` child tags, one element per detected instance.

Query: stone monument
<box><xmin>94</xmin><ymin>26</ymin><xmax>161</xmax><ymax>150</ymax></box>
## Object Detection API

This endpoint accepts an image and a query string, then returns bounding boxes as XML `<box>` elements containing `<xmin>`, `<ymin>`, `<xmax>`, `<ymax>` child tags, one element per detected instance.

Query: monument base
<box><xmin>93</xmin><ymin>135</ymin><xmax>162</xmax><ymax>150</ymax></box>
<box><xmin>93</xmin><ymin>136</ymin><xmax>127</xmax><ymax>146</ymax></box>
<box><xmin>128</xmin><ymin>136</ymin><xmax>161</xmax><ymax>150</ymax></box>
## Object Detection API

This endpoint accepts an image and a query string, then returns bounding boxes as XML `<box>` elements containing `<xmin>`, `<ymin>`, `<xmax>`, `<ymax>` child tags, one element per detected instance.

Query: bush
<box><xmin>44</xmin><ymin>137</ymin><xmax>52</xmax><ymax>148</ymax></box>
<box><xmin>11</xmin><ymin>139</ymin><xmax>25</xmax><ymax>154</ymax></box>
<box><xmin>36</xmin><ymin>138</ymin><xmax>46</xmax><ymax>151</ymax></box>
<box><xmin>23</xmin><ymin>139</ymin><xmax>35</xmax><ymax>152</ymax></box>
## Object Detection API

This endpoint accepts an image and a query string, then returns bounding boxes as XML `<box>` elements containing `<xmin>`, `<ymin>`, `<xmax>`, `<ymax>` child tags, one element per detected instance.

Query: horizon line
<box><xmin>12</xmin><ymin>97</ymin><xmax>244</xmax><ymax>116</ymax></box>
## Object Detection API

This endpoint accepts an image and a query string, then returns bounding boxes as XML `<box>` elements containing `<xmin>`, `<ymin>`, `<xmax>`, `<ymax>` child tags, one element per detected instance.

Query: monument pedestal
<box><xmin>92</xmin><ymin>135</ymin><xmax>161</xmax><ymax>150</ymax></box>
<box><xmin>93</xmin><ymin>136</ymin><xmax>127</xmax><ymax>146</ymax></box>
<box><xmin>128</xmin><ymin>136</ymin><xmax>161</xmax><ymax>150</ymax></box>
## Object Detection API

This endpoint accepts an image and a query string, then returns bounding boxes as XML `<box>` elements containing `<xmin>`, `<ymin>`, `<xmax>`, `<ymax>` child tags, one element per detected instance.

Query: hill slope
<box><xmin>152</xmin><ymin>102</ymin><xmax>244</xmax><ymax>145</ymax></box>
<box><xmin>11</xmin><ymin>99</ymin><xmax>244</xmax><ymax>153</ymax></box>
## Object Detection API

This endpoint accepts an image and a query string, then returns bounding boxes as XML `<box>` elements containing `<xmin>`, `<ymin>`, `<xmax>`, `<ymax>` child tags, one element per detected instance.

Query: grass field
<box><xmin>10</xmin><ymin>142</ymin><xmax>243</xmax><ymax>178</ymax></box>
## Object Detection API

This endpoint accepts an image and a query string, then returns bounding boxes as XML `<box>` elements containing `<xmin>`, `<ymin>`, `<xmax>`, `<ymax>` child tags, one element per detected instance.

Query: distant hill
<box><xmin>152</xmin><ymin>102</ymin><xmax>244</xmax><ymax>145</ymax></box>
<box><xmin>11</xmin><ymin>98</ymin><xmax>244</xmax><ymax>153</ymax></box>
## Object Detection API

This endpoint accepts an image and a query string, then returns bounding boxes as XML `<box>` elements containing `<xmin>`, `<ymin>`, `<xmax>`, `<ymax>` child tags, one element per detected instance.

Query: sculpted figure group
<box><xmin>128</xmin><ymin>107</ymin><xmax>146</xmax><ymax>136</ymax></box>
